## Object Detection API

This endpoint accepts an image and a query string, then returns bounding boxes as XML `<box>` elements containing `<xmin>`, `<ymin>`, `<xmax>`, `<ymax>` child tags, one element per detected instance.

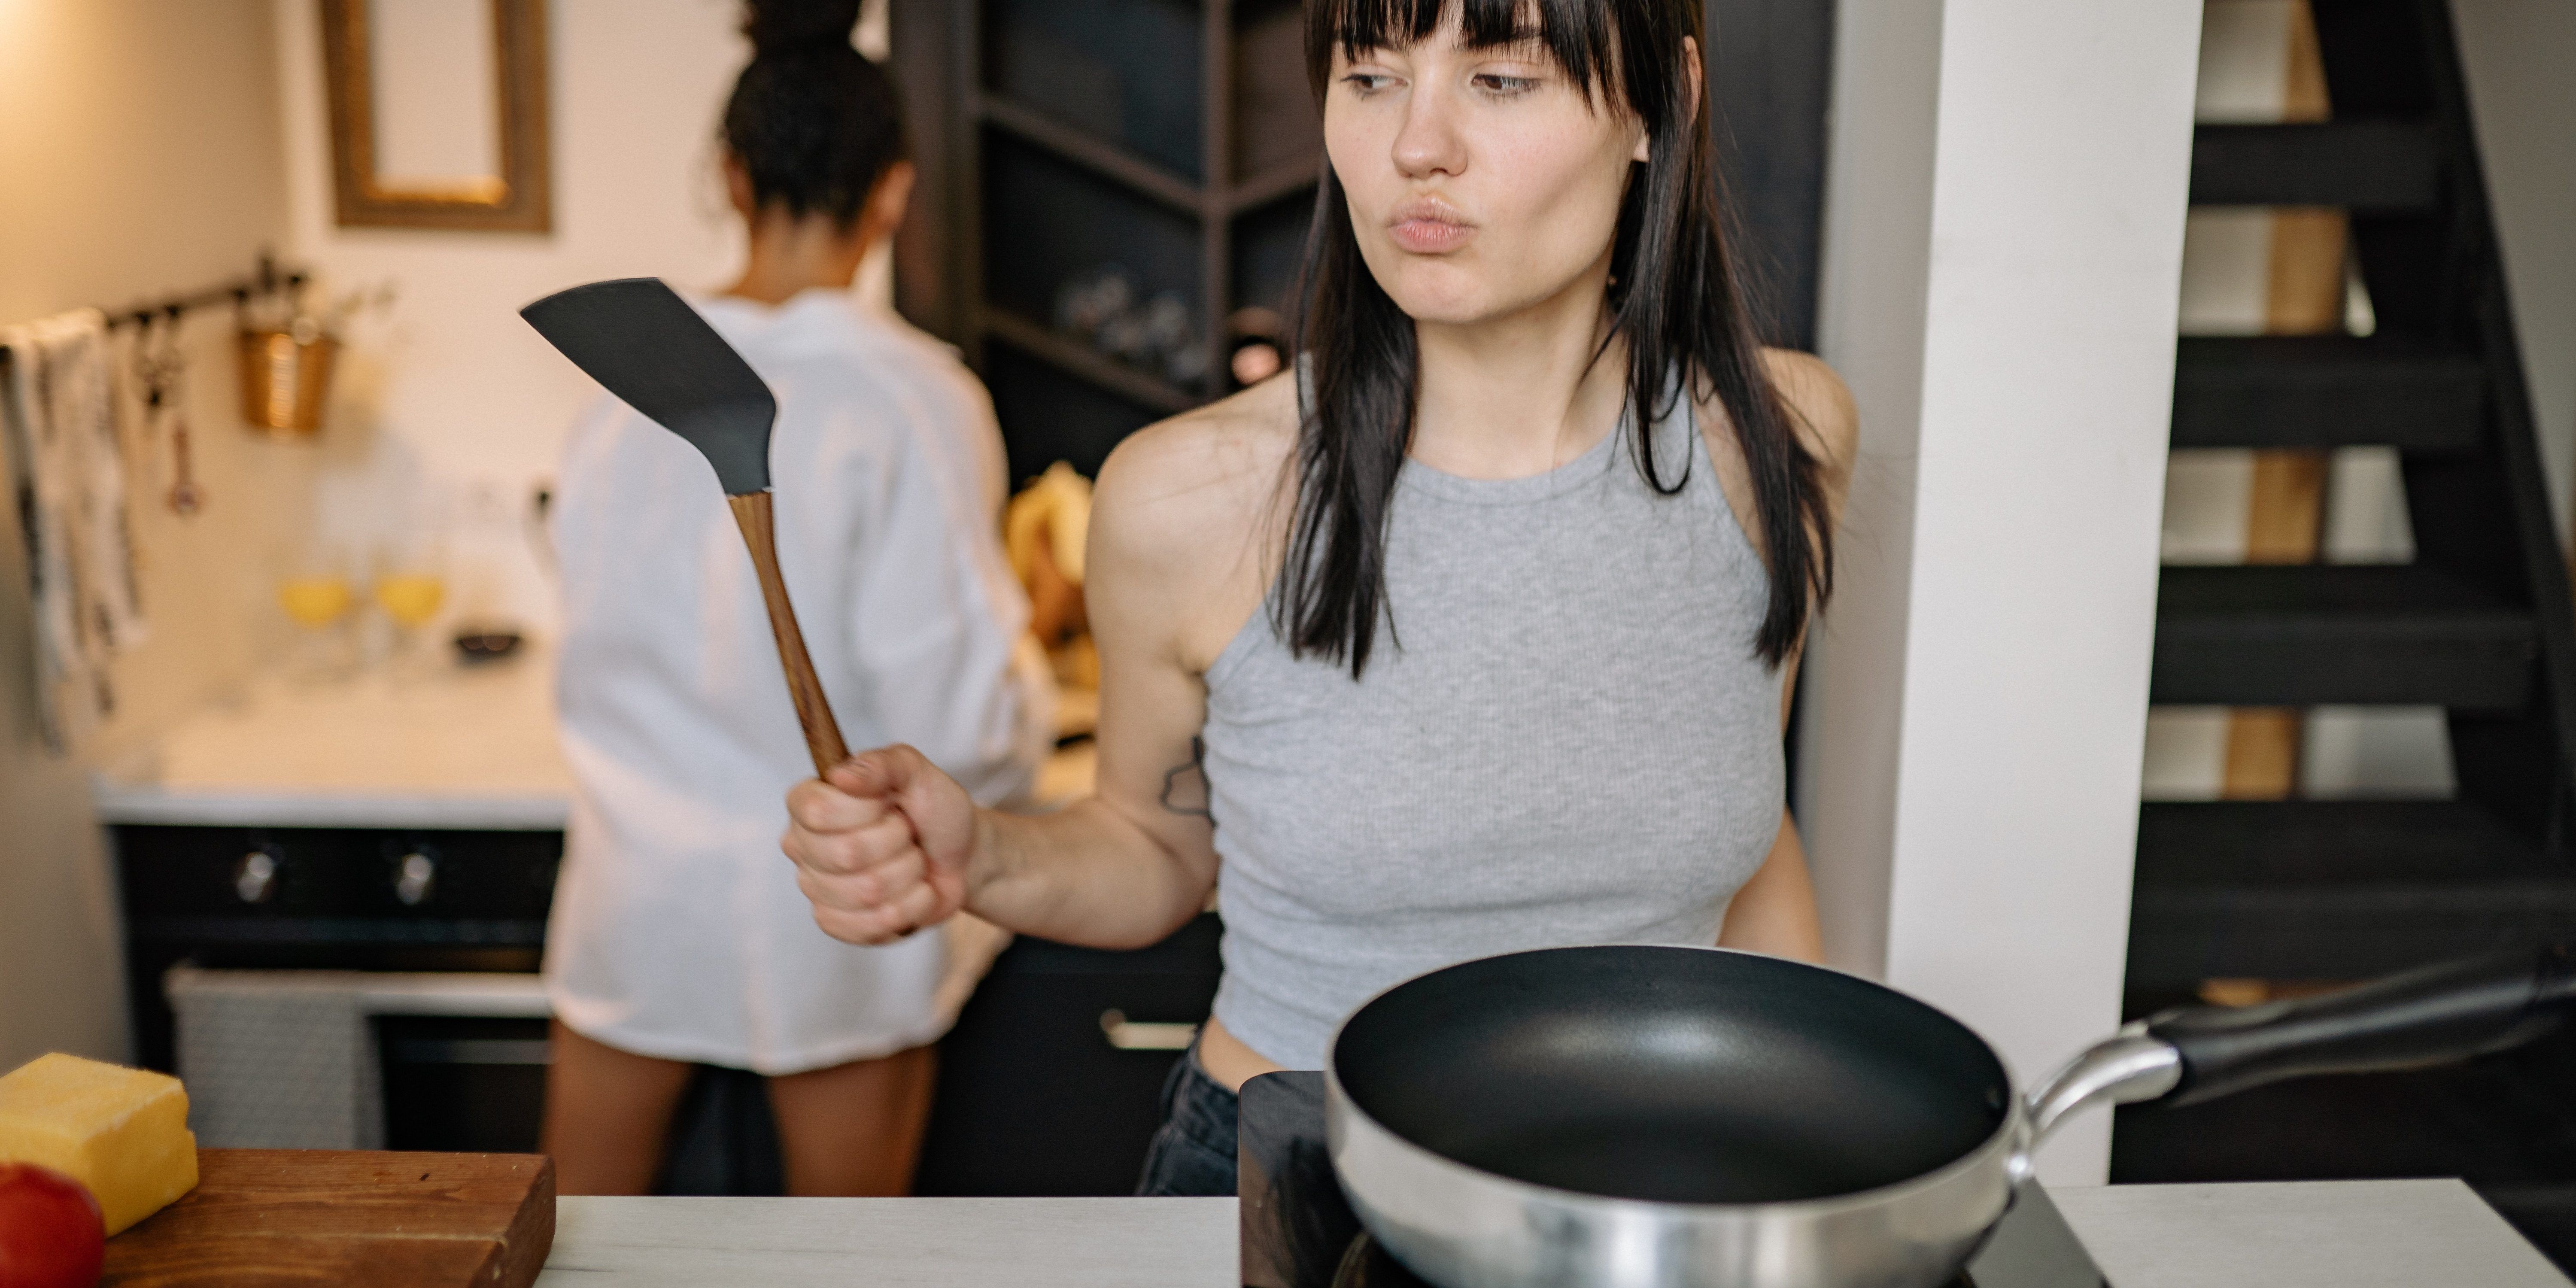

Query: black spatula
<box><xmin>521</xmin><ymin>277</ymin><xmax>849</xmax><ymax>773</ymax></box>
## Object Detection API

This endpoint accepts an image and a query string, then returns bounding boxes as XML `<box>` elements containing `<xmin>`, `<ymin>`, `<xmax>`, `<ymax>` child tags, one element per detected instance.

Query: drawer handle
<box><xmin>1099</xmin><ymin>1009</ymin><xmax>1198</xmax><ymax>1052</ymax></box>
<box><xmin>234</xmin><ymin>851</ymin><xmax>278</xmax><ymax>905</ymax></box>
<box><xmin>395</xmin><ymin>852</ymin><xmax>437</xmax><ymax>906</ymax></box>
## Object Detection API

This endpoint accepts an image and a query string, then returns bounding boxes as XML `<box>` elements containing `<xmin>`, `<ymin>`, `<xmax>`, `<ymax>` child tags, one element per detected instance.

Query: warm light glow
<box><xmin>0</xmin><ymin>0</ymin><xmax>39</xmax><ymax>91</ymax></box>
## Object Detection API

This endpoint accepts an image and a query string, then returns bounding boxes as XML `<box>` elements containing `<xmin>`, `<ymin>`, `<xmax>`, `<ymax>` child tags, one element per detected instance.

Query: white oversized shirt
<box><xmin>544</xmin><ymin>288</ymin><xmax>1049</xmax><ymax>1075</ymax></box>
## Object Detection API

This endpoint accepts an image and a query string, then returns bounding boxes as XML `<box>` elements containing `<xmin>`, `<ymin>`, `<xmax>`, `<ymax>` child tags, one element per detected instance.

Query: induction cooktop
<box><xmin>1236</xmin><ymin>1072</ymin><xmax>2110</xmax><ymax>1288</ymax></box>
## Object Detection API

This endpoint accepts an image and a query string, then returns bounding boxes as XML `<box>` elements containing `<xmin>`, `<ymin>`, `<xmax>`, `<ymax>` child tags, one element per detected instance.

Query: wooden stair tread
<box><xmin>2127</xmin><ymin>800</ymin><xmax>2576</xmax><ymax>984</ymax></box>
<box><xmin>2189</xmin><ymin>119</ymin><xmax>2442</xmax><ymax>210</ymax></box>
<box><xmin>2158</xmin><ymin>562</ymin><xmax>2524</xmax><ymax>620</ymax></box>
<box><xmin>2133</xmin><ymin>799</ymin><xmax>2565</xmax><ymax>886</ymax></box>
<box><xmin>2171</xmin><ymin>335</ymin><xmax>2487</xmax><ymax>452</ymax></box>
<box><xmin>102</xmin><ymin>1149</ymin><xmax>554</xmax><ymax>1288</ymax></box>
<box><xmin>2152</xmin><ymin>564</ymin><xmax>2538</xmax><ymax>708</ymax></box>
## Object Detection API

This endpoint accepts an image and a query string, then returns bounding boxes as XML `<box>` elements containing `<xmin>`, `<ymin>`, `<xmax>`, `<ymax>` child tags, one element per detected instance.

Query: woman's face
<box><xmin>1324</xmin><ymin>20</ymin><xmax>1647</xmax><ymax>326</ymax></box>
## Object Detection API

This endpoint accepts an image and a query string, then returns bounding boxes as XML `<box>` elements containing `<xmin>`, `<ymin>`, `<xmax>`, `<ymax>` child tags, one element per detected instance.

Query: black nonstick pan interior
<box><xmin>1331</xmin><ymin>946</ymin><xmax>2013</xmax><ymax>1204</ymax></box>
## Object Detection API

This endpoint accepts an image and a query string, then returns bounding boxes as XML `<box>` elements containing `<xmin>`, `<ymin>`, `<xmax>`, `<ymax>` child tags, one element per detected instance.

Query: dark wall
<box><xmin>1707</xmin><ymin>0</ymin><xmax>1837</xmax><ymax>352</ymax></box>
<box><xmin>889</xmin><ymin>0</ymin><xmax>965</xmax><ymax>344</ymax></box>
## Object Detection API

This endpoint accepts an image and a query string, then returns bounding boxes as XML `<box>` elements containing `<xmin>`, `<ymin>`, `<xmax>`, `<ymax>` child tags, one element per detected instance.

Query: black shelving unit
<box><xmin>892</xmin><ymin>0</ymin><xmax>1318</xmax><ymax>485</ymax></box>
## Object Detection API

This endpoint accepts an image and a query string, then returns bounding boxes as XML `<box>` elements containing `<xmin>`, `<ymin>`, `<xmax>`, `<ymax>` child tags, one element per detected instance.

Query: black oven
<box><xmin>111</xmin><ymin>823</ymin><xmax>1220</xmax><ymax>1194</ymax></box>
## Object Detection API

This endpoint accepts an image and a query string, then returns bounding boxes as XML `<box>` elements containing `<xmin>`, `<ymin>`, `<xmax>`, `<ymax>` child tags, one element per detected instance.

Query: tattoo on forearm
<box><xmin>1160</xmin><ymin>736</ymin><xmax>1212</xmax><ymax>819</ymax></box>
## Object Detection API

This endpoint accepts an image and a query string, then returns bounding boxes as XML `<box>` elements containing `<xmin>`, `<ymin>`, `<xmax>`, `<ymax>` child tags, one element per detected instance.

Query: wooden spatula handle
<box><xmin>727</xmin><ymin>491</ymin><xmax>851</xmax><ymax>775</ymax></box>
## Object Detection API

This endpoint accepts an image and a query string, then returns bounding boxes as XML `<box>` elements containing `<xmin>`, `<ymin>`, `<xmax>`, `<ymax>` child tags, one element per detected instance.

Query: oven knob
<box><xmin>234</xmin><ymin>851</ymin><xmax>279</xmax><ymax>905</ymax></box>
<box><xmin>395</xmin><ymin>852</ymin><xmax>437</xmax><ymax>906</ymax></box>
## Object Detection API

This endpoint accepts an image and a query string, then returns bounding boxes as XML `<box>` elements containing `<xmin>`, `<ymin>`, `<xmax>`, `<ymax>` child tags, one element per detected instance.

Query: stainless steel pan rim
<box><xmin>1321</xmin><ymin>943</ymin><xmax>2024</xmax><ymax>1213</ymax></box>
<box><xmin>1322</xmin><ymin>945</ymin><xmax>2032</xmax><ymax>1288</ymax></box>
<box><xmin>1323</xmin><ymin>1055</ymin><xmax>2026</xmax><ymax>1212</ymax></box>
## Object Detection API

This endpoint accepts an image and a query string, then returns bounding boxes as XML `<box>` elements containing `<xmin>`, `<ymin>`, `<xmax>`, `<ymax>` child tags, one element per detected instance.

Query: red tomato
<box><xmin>0</xmin><ymin>1163</ymin><xmax>104</xmax><ymax>1288</ymax></box>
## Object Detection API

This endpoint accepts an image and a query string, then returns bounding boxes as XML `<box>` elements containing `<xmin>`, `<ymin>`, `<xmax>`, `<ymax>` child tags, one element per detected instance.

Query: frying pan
<box><xmin>1326</xmin><ymin>939</ymin><xmax>2576</xmax><ymax>1288</ymax></box>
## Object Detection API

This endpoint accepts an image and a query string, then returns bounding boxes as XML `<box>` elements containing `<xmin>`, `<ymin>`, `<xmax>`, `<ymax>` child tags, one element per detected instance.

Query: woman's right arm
<box><xmin>783</xmin><ymin>393</ymin><xmax>1285</xmax><ymax>951</ymax></box>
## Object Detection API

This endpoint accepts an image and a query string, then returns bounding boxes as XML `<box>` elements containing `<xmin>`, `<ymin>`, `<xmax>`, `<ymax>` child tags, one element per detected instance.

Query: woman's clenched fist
<box><xmin>782</xmin><ymin>744</ymin><xmax>980</xmax><ymax>945</ymax></box>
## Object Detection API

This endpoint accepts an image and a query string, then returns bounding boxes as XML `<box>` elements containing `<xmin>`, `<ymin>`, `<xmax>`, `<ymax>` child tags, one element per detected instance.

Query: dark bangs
<box><xmin>1305</xmin><ymin>0</ymin><xmax>1624</xmax><ymax>107</ymax></box>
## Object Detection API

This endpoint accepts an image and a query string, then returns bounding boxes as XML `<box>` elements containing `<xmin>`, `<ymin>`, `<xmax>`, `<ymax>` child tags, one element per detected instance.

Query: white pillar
<box><xmin>1800</xmin><ymin>0</ymin><xmax>2203</xmax><ymax>1185</ymax></box>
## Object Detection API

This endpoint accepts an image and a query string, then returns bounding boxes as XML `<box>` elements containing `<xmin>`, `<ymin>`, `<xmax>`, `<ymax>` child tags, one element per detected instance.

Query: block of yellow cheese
<box><xmin>0</xmin><ymin>1053</ymin><xmax>198</xmax><ymax>1235</ymax></box>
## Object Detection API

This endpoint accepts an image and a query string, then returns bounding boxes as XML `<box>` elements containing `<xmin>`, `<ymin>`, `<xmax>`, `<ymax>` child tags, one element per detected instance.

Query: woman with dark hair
<box><xmin>783</xmin><ymin>0</ymin><xmax>1855</xmax><ymax>1197</ymax></box>
<box><xmin>540</xmin><ymin>0</ymin><xmax>1048</xmax><ymax>1195</ymax></box>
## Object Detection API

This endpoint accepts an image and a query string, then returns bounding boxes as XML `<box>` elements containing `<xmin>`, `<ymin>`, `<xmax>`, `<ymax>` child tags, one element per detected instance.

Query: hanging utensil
<box><xmin>127</xmin><ymin>312</ymin><xmax>166</xmax><ymax>471</ymax></box>
<box><xmin>131</xmin><ymin>308</ymin><xmax>202</xmax><ymax>516</ymax></box>
<box><xmin>518</xmin><ymin>277</ymin><xmax>848</xmax><ymax>774</ymax></box>
<box><xmin>161</xmin><ymin>314</ymin><xmax>202</xmax><ymax>517</ymax></box>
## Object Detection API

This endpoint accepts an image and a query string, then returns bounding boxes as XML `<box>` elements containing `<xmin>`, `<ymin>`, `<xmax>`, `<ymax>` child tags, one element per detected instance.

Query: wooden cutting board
<box><xmin>101</xmin><ymin>1149</ymin><xmax>554</xmax><ymax>1288</ymax></box>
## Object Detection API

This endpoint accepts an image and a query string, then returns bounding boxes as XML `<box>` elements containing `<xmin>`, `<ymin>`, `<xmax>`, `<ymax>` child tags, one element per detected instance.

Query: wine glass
<box><xmin>274</xmin><ymin>544</ymin><xmax>356</xmax><ymax>683</ymax></box>
<box><xmin>372</xmin><ymin>538</ymin><xmax>449</xmax><ymax>679</ymax></box>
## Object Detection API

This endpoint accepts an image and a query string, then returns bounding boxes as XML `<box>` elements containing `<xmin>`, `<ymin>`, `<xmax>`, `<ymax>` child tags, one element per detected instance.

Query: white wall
<box><xmin>0</xmin><ymin>0</ymin><xmax>300</xmax><ymax>1069</ymax></box>
<box><xmin>272</xmin><ymin>0</ymin><xmax>758</xmax><ymax>638</ymax></box>
<box><xmin>1798</xmin><ymin>0</ymin><xmax>1943</xmax><ymax>998</ymax></box>
<box><xmin>1804</xmin><ymin>0</ymin><xmax>2202</xmax><ymax>1185</ymax></box>
<box><xmin>2454</xmin><ymin>0</ymin><xmax>2576</xmax><ymax>544</ymax></box>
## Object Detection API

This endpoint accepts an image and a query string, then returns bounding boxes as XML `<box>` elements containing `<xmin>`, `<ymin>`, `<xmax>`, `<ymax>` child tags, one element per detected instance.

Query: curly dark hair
<box><xmin>722</xmin><ymin>0</ymin><xmax>908</xmax><ymax>228</ymax></box>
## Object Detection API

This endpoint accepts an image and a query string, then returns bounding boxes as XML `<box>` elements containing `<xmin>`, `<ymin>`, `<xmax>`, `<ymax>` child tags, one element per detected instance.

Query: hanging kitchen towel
<box><xmin>0</xmin><ymin>308</ymin><xmax>148</xmax><ymax>752</ymax></box>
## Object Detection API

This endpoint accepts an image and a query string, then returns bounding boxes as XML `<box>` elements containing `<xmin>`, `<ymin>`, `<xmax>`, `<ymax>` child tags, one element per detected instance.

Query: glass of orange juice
<box><xmin>274</xmin><ymin>544</ymin><xmax>356</xmax><ymax>682</ymax></box>
<box><xmin>372</xmin><ymin>538</ymin><xmax>449</xmax><ymax>678</ymax></box>
<box><xmin>278</xmin><ymin>575</ymin><xmax>353</xmax><ymax>630</ymax></box>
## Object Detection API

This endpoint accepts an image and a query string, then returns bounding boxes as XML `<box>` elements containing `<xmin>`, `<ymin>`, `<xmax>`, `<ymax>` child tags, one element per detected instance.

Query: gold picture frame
<box><xmin>320</xmin><ymin>0</ymin><xmax>551</xmax><ymax>232</ymax></box>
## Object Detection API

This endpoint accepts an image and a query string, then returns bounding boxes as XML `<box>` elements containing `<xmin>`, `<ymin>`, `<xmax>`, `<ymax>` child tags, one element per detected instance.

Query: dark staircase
<box><xmin>2117</xmin><ymin>0</ymin><xmax>2576</xmax><ymax>1269</ymax></box>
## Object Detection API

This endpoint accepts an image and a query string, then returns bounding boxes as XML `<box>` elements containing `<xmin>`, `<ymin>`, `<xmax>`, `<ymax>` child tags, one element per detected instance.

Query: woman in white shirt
<box><xmin>540</xmin><ymin>0</ymin><xmax>1049</xmax><ymax>1196</ymax></box>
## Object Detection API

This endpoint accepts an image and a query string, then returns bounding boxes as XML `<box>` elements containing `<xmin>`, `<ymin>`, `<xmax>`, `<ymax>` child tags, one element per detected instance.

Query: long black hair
<box><xmin>723</xmin><ymin>0</ymin><xmax>907</xmax><ymax>226</ymax></box>
<box><xmin>1278</xmin><ymin>0</ymin><xmax>1832</xmax><ymax>676</ymax></box>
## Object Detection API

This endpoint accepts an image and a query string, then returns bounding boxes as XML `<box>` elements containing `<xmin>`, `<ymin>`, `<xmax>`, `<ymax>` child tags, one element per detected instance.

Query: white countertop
<box><xmin>535</xmin><ymin>1181</ymin><xmax>2571</xmax><ymax>1287</ymax></box>
<box><xmin>91</xmin><ymin>651</ymin><xmax>576</xmax><ymax>830</ymax></box>
<box><xmin>89</xmin><ymin>648</ymin><xmax>1098</xmax><ymax>832</ymax></box>
<box><xmin>539</xmin><ymin>1197</ymin><xmax>1234</xmax><ymax>1288</ymax></box>
<box><xmin>2059</xmin><ymin>1180</ymin><xmax>2570</xmax><ymax>1287</ymax></box>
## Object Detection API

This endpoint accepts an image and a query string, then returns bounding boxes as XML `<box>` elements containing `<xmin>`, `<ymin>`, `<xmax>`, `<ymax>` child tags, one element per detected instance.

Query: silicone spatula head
<box><xmin>521</xmin><ymin>278</ymin><xmax>777</xmax><ymax>495</ymax></box>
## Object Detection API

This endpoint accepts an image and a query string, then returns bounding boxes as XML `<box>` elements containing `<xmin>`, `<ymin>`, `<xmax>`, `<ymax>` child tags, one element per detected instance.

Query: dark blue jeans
<box><xmin>1134</xmin><ymin>1044</ymin><xmax>1239</xmax><ymax>1196</ymax></box>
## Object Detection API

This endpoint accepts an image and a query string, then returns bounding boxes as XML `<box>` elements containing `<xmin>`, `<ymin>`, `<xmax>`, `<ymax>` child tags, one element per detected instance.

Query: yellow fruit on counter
<box><xmin>0</xmin><ymin>1054</ymin><xmax>198</xmax><ymax>1235</ymax></box>
<box><xmin>1006</xmin><ymin>462</ymin><xmax>1092</xmax><ymax>589</ymax></box>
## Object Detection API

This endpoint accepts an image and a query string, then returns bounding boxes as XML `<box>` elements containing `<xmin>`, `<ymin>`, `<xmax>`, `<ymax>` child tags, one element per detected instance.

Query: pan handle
<box><xmin>2015</xmin><ymin>938</ymin><xmax>2576</xmax><ymax>1173</ymax></box>
<box><xmin>2021</xmin><ymin>1030</ymin><xmax>2180</xmax><ymax>1148</ymax></box>
<box><xmin>2142</xmin><ymin>937</ymin><xmax>2574</xmax><ymax>1107</ymax></box>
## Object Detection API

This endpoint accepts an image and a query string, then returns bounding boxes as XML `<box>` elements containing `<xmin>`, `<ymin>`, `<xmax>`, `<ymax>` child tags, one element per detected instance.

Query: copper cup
<box><xmin>237</xmin><ymin>326</ymin><xmax>338</xmax><ymax>436</ymax></box>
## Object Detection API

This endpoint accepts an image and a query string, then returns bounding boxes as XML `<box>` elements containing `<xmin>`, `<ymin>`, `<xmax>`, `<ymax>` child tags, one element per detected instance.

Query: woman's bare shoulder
<box><xmin>1691</xmin><ymin>349</ymin><xmax>1858</xmax><ymax>562</ymax></box>
<box><xmin>1758</xmin><ymin>348</ymin><xmax>1857</xmax><ymax>492</ymax></box>
<box><xmin>1089</xmin><ymin>372</ymin><xmax>1300</xmax><ymax>584</ymax></box>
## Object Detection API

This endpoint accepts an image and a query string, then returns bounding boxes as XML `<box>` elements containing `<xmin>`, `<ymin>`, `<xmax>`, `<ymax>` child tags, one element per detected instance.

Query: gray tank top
<box><xmin>1202</xmin><ymin>391</ymin><xmax>1784</xmax><ymax>1069</ymax></box>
